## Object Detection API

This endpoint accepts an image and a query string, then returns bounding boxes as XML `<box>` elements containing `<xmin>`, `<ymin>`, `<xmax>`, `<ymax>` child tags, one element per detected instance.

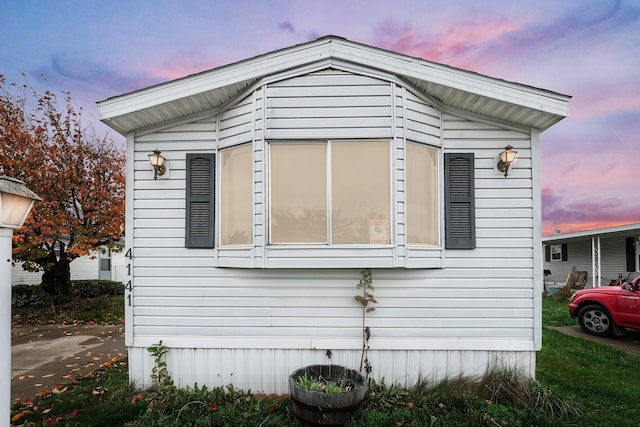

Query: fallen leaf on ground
<box><xmin>12</xmin><ymin>410</ymin><xmax>31</xmax><ymax>422</ymax></box>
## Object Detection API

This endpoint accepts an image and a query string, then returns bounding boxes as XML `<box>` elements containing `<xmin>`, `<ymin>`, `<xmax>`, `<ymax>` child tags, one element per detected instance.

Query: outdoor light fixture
<box><xmin>148</xmin><ymin>149</ymin><xmax>166</xmax><ymax>180</ymax></box>
<box><xmin>497</xmin><ymin>145</ymin><xmax>518</xmax><ymax>177</ymax></box>
<box><xmin>0</xmin><ymin>176</ymin><xmax>41</xmax><ymax>422</ymax></box>
<box><xmin>0</xmin><ymin>176</ymin><xmax>42</xmax><ymax>228</ymax></box>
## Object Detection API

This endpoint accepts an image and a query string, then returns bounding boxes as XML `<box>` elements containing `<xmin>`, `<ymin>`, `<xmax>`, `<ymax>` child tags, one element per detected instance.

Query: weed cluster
<box><xmin>10</xmin><ymin>355</ymin><xmax>581</xmax><ymax>427</ymax></box>
<box><xmin>352</xmin><ymin>369</ymin><xmax>580</xmax><ymax>427</ymax></box>
<box><xmin>295</xmin><ymin>372</ymin><xmax>352</xmax><ymax>394</ymax></box>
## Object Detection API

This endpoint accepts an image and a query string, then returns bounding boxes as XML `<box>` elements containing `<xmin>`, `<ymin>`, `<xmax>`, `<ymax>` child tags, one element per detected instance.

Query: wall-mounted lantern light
<box><xmin>497</xmin><ymin>145</ymin><xmax>518</xmax><ymax>177</ymax></box>
<box><xmin>148</xmin><ymin>149</ymin><xmax>166</xmax><ymax>180</ymax></box>
<box><xmin>0</xmin><ymin>176</ymin><xmax>41</xmax><ymax>422</ymax></box>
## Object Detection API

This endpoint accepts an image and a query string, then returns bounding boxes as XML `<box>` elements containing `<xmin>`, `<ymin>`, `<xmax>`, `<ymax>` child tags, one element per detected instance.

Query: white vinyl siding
<box><xmin>125</xmin><ymin>69</ymin><xmax>539</xmax><ymax>394</ymax></box>
<box><xmin>218</xmin><ymin>98</ymin><xmax>253</xmax><ymax>149</ymax></box>
<box><xmin>127</xmin><ymin>267</ymin><xmax>536</xmax><ymax>392</ymax></box>
<box><xmin>266</xmin><ymin>70</ymin><xmax>392</xmax><ymax>140</ymax></box>
<box><xmin>405</xmin><ymin>91</ymin><xmax>442</xmax><ymax>146</ymax></box>
<box><xmin>129</xmin><ymin>346</ymin><xmax>534</xmax><ymax>392</ymax></box>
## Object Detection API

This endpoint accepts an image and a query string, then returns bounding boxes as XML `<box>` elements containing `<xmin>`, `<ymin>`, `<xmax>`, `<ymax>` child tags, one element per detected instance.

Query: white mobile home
<box><xmin>543</xmin><ymin>223</ymin><xmax>640</xmax><ymax>289</ymax></box>
<box><xmin>98</xmin><ymin>36</ymin><xmax>570</xmax><ymax>393</ymax></box>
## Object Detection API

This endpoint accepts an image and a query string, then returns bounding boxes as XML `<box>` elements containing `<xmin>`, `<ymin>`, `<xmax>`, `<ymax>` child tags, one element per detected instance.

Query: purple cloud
<box><xmin>35</xmin><ymin>54</ymin><xmax>163</xmax><ymax>99</ymax></box>
<box><xmin>279</xmin><ymin>21</ymin><xmax>295</xmax><ymax>32</ymax></box>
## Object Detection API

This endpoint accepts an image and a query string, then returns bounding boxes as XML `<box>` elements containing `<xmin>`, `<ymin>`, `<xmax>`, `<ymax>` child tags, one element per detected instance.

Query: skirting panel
<box><xmin>128</xmin><ymin>346</ymin><xmax>536</xmax><ymax>394</ymax></box>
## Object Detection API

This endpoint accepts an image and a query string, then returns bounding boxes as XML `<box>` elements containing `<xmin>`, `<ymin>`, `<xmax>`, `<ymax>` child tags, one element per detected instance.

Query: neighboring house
<box><xmin>97</xmin><ymin>36</ymin><xmax>570</xmax><ymax>393</ymax></box>
<box><xmin>12</xmin><ymin>248</ymin><xmax>126</xmax><ymax>285</ymax></box>
<box><xmin>542</xmin><ymin>223</ymin><xmax>640</xmax><ymax>289</ymax></box>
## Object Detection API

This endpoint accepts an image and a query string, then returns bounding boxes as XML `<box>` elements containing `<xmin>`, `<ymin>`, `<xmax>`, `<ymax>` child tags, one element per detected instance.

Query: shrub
<box><xmin>11</xmin><ymin>284</ymin><xmax>49</xmax><ymax>308</ymax></box>
<box><xmin>12</xmin><ymin>280</ymin><xmax>123</xmax><ymax>310</ymax></box>
<box><xmin>72</xmin><ymin>280</ymin><xmax>124</xmax><ymax>299</ymax></box>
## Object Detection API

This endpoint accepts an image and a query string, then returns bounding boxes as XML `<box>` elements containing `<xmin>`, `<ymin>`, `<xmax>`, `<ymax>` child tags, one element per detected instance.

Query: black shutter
<box><xmin>445</xmin><ymin>153</ymin><xmax>475</xmax><ymax>249</ymax></box>
<box><xmin>626</xmin><ymin>237</ymin><xmax>635</xmax><ymax>272</ymax></box>
<box><xmin>545</xmin><ymin>245</ymin><xmax>551</xmax><ymax>262</ymax></box>
<box><xmin>186</xmin><ymin>153</ymin><xmax>215</xmax><ymax>248</ymax></box>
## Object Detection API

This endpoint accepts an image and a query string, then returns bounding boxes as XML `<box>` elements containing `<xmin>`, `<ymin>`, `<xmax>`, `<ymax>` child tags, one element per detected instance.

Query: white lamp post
<box><xmin>0</xmin><ymin>176</ymin><xmax>41</xmax><ymax>422</ymax></box>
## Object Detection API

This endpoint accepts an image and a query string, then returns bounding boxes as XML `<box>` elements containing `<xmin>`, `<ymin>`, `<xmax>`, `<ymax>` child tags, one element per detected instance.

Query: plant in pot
<box><xmin>289</xmin><ymin>269</ymin><xmax>377</xmax><ymax>426</ymax></box>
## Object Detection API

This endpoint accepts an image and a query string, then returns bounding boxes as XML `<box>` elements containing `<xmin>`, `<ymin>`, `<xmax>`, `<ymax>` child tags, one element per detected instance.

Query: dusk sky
<box><xmin>1</xmin><ymin>0</ymin><xmax>638</xmax><ymax>236</ymax></box>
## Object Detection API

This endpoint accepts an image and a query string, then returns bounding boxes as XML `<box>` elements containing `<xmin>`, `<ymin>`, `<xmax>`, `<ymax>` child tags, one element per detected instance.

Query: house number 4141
<box><xmin>125</xmin><ymin>248</ymin><xmax>133</xmax><ymax>306</ymax></box>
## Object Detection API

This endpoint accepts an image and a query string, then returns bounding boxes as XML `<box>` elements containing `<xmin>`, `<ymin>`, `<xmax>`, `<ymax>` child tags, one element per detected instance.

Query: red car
<box><xmin>569</xmin><ymin>276</ymin><xmax>640</xmax><ymax>337</ymax></box>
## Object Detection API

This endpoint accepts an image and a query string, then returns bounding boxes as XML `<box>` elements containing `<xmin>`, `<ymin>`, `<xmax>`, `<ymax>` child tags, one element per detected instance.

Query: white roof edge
<box><xmin>329</xmin><ymin>39</ymin><xmax>570</xmax><ymax>117</ymax></box>
<box><xmin>542</xmin><ymin>223</ymin><xmax>640</xmax><ymax>243</ymax></box>
<box><xmin>97</xmin><ymin>36</ymin><xmax>570</xmax><ymax>121</ymax></box>
<box><xmin>97</xmin><ymin>38</ymin><xmax>335</xmax><ymax>120</ymax></box>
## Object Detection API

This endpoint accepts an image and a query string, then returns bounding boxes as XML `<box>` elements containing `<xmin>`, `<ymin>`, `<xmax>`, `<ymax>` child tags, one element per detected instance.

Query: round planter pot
<box><xmin>289</xmin><ymin>364</ymin><xmax>367</xmax><ymax>427</ymax></box>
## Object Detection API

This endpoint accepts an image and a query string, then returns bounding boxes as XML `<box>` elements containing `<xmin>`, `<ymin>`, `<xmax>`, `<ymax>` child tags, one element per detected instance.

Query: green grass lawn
<box><xmin>10</xmin><ymin>293</ymin><xmax>640</xmax><ymax>426</ymax></box>
<box><xmin>537</xmin><ymin>295</ymin><xmax>640</xmax><ymax>426</ymax></box>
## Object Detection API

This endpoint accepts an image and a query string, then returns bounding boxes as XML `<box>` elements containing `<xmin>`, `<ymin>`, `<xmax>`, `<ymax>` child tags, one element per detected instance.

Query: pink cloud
<box><xmin>571</xmin><ymin>87</ymin><xmax>640</xmax><ymax>120</ymax></box>
<box><xmin>372</xmin><ymin>17</ymin><xmax>522</xmax><ymax>68</ymax></box>
<box><xmin>147</xmin><ymin>59</ymin><xmax>220</xmax><ymax>81</ymax></box>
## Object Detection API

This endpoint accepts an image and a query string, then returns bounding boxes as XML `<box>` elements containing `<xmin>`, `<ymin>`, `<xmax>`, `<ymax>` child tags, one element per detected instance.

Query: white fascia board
<box><xmin>329</xmin><ymin>40</ymin><xmax>570</xmax><ymax>117</ymax></box>
<box><xmin>542</xmin><ymin>223</ymin><xmax>640</xmax><ymax>243</ymax></box>
<box><xmin>97</xmin><ymin>40</ymin><xmax>335</xmax><ymax>121</ymax></box>
<box><xmin>98</xmin><ymin>36</ymin><xmax>570</xmax><ymax>125</ymax></box>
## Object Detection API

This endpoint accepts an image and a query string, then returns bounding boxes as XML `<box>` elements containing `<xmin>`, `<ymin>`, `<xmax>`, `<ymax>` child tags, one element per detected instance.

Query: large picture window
<box><xmin>269</xmin><ymin>140</ymin><xmax>390</xmax><ymax>245</ymax></box>
<box><xmin>187</xmin><ymin>145</ymin><xmax>474</xmax><ymax>267</ymax></box>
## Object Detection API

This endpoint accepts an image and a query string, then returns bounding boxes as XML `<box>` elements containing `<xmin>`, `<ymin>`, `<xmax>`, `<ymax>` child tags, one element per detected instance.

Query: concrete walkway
<box><xmin>550</xmin><ymin>325</ymin><xmax>640</xmax><ymax>356</ymax></box>
<box><xmin>11</xmin><ymin>323</ymin><xmax>125</xmax><ymax>404</ymax></box>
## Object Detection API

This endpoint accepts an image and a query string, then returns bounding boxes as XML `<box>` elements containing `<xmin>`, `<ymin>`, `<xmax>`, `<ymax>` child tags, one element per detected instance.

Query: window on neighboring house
<box><xmin>548</xmin><ymin>244</ymin><xmax>567</xmax><ymax>262</ymax></box>
<box><xmin>625</xmin><ymin>237</ymin><xmax>640</xmax><ymax>272</ymax></box>
<box><xmin>220</xmin><ymin>144</ymin><xmax>253</xmax><ymax>246</ymax></box>
<box><xmin>269</xmin><ymin>140</ymin><xmax>391</xmax><ymax>245</ymax></box>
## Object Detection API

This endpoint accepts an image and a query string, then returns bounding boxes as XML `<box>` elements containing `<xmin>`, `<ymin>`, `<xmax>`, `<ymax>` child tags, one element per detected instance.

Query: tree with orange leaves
<box><xmin>0</xmin><ymin>74</ymin><xmax>125</xmax><ymax>304</ymax></box>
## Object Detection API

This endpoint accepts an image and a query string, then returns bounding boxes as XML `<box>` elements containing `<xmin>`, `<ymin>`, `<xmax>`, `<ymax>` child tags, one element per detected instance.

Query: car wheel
<box><xmin>578</xmin><ymin>304</ymin><xmax>613</xmax><ymax>337</ymax></box>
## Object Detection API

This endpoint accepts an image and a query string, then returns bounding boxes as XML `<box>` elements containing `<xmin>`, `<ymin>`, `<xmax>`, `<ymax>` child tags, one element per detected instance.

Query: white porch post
<box><xmin>1</xmin><ymin>228</ymin><xmax>12</xmax><ymax>423</ymax></box>
<box><xmin>0</xmin><ymin>176</ymin><xmax>41</xmax><ymax>422</ymax></box>
<box><xmin>591</xmin><ymin>236</ymin><xmax>601</xmax><ymax>287</ymax></box>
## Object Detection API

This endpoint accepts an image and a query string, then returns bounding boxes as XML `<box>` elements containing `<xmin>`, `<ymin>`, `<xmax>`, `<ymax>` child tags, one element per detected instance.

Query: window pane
<box><xmin>406</xmin><ymin>142</ymin><xmax>438</xmax><ymax>245</ymax></box>
<box><xmin>270</xmin><ymin>143</ymin><xmax>327</xmax><ymax>243</ymax></box>
<box><xmin>331</xmin><ymin>141</ymin><xmax>390</xmax><ymax>244</ymax></box>
<box><xmin>220</xmin><ymin>144</ymin><xmax>253</xmax><ymax>245</ymax></box>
